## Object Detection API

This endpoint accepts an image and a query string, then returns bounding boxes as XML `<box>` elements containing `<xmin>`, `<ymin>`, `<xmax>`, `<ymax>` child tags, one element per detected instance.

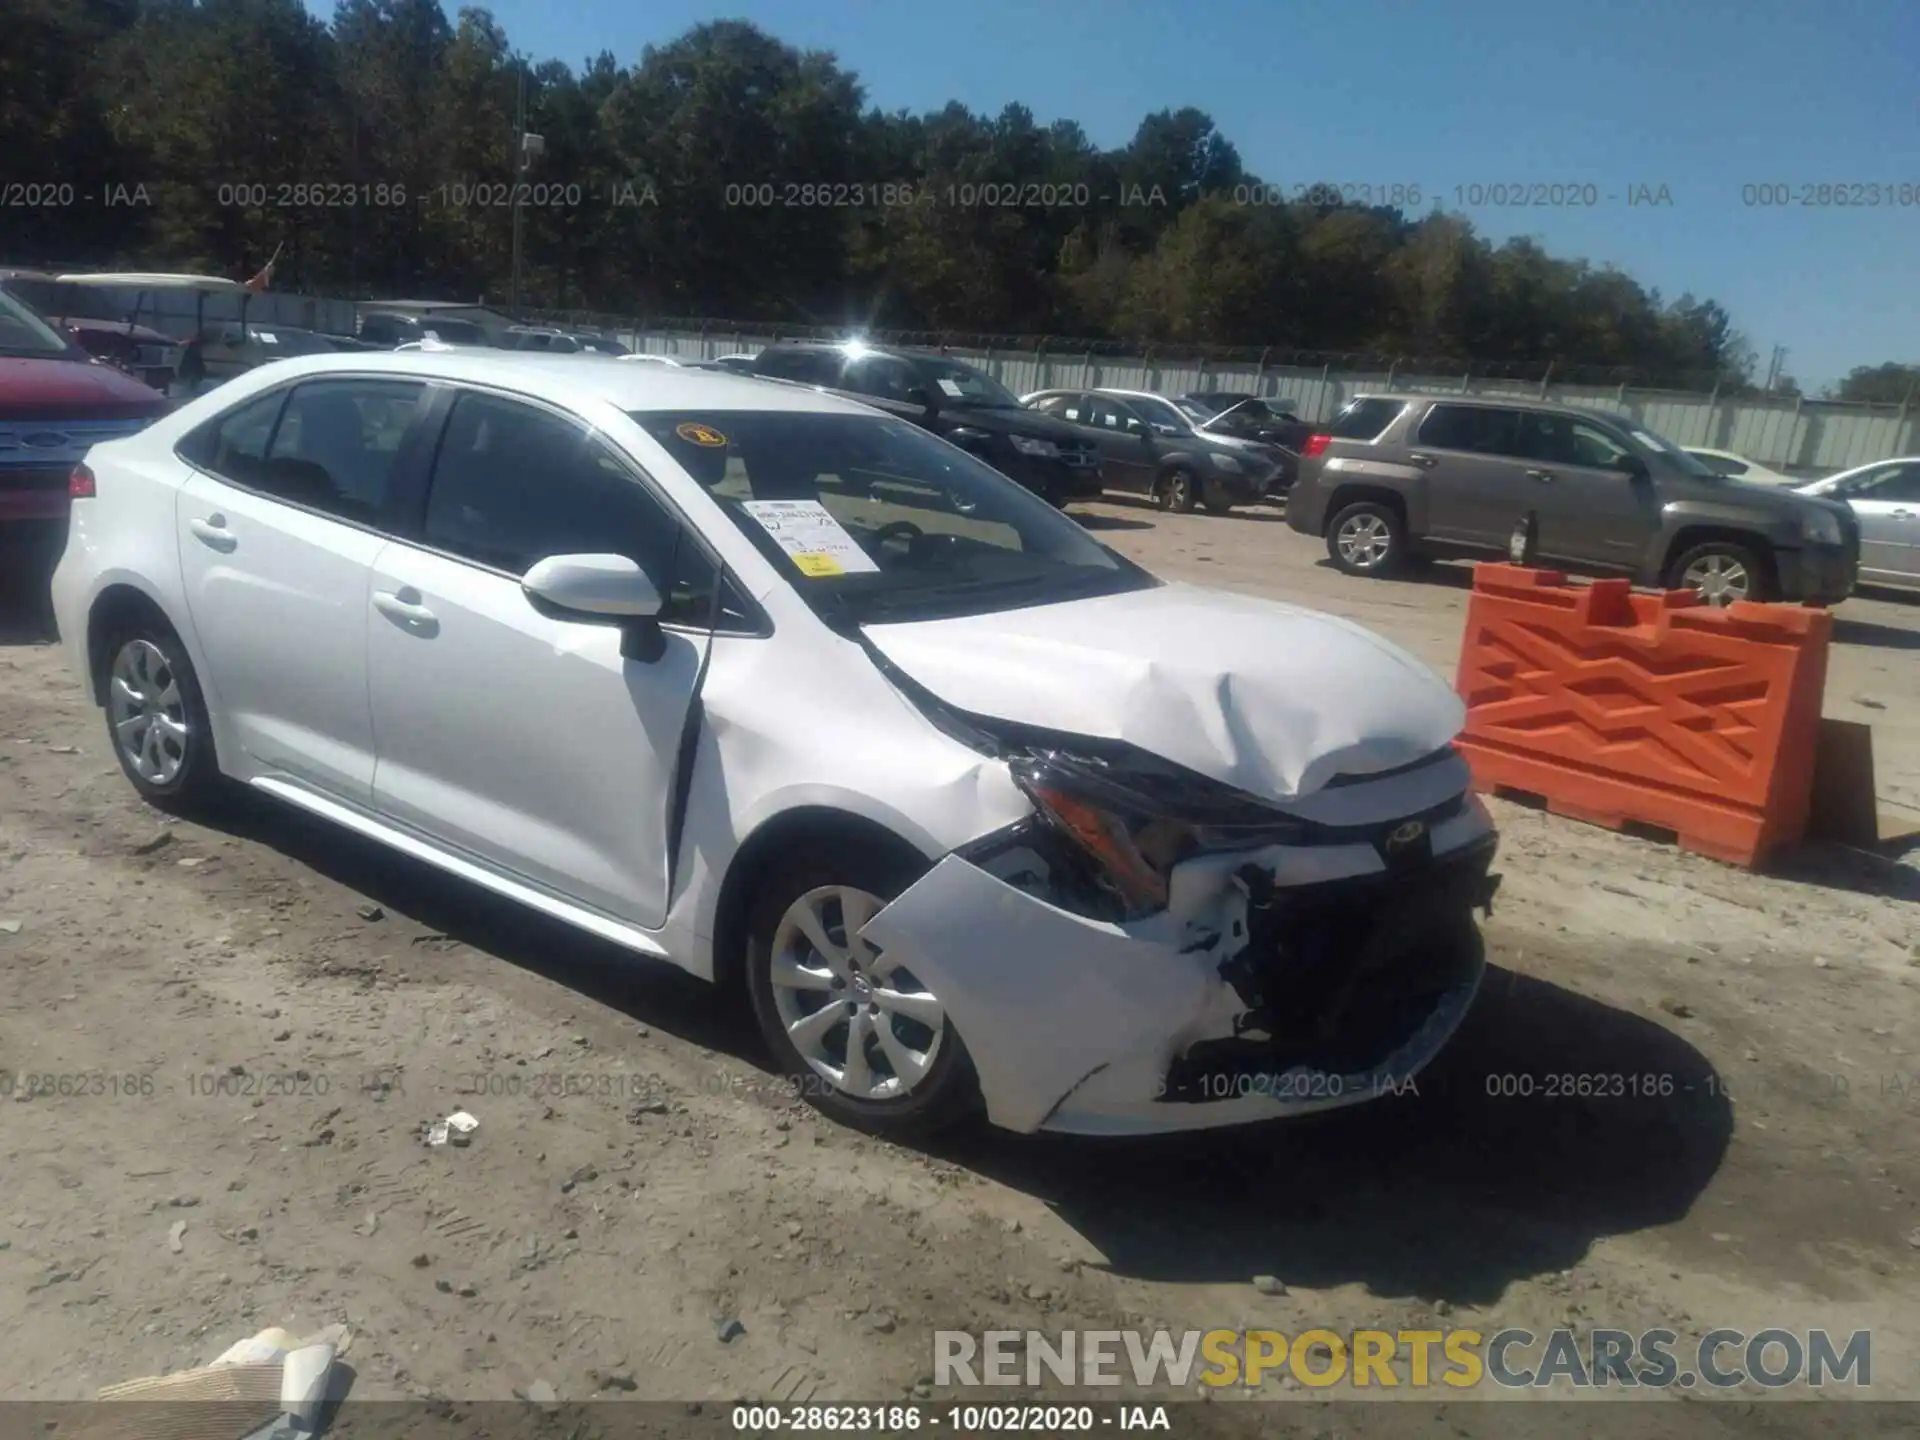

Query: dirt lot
<box><xmin>2</xmin><ymin>503</ymin><xmax>1918</xmax><ymax>1429</ymax></box>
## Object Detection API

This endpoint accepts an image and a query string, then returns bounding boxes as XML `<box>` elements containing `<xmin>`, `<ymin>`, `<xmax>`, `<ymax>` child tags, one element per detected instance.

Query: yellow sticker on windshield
<box><xmin>791</xmin><ymin>552</ymin><xmax>844</xmax><ymax>577</ymax></box>
<box><xmin>675</xmin><ymin>421</ymin><xmax>728</xmax><ymax>447</ymax></box>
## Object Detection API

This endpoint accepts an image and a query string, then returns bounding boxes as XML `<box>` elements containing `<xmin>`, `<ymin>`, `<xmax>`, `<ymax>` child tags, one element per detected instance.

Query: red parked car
<box><xmin>0</xmin><ymin>287</ymin><xmax>171</xmax><ymax>564</ymax></box>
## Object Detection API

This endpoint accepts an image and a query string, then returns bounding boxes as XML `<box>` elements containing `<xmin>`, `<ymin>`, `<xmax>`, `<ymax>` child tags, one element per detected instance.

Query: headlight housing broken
<box><xmin>1009</xmin><ymin>749</ymin><xmax>1313</xmax><ymax>920</ymax></box>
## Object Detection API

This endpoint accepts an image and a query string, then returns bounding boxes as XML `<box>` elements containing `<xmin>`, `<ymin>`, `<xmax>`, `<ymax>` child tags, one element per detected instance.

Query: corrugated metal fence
<box><xmin>565</xmin><ymin>322</ymin><xmax>1918</xmax><ymax>478</ymax></box>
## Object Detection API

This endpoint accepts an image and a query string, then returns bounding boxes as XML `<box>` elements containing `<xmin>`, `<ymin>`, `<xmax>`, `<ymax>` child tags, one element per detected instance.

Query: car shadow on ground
<box><xmin>191</xmin><ymin>791</ymin><xmax>1729</xmax><ymax>1307</ymax></box>
<box><xmin>0</xmin><ymin>569</ymin><xmax>59</xmax><ymax>646</ymax></box>
<box><xmin>1769</xmin><ymin>840</ymin><xmax>1920</xmax><ymax>903</ymax></box>
<box><xmin>1072</xmin><ymin>512</ymin><xmax>1155</xmax><ymax>532</ymax></box>
<box><xmin>1313</xmin><ymin>556</ymin><xmax>1478</xmax><ymax>591</ymax></box>
<box><xmin>1831</xmin><ymin>616</ymin><xmax>1920</xmax><ymax>651</ymax></box>
<box><xmin>933</xmin><ymin>954</ymin><xmax>1731</xmax><ymax>1307</ymax></box>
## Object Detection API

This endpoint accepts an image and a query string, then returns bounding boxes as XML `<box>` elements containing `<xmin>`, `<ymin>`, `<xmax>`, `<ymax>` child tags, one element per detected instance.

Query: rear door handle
<box><xmin>1526</xmin><ymin>468</ymin><xmax>1556</xmax><ymax>483</ymax></box>
<box><xmin>1406</xmin><ymin>452</ymin><xmax>1439</xmax><ymax>468</ymax></box>
<box><xmin>188</xmin><ymin>515</ymin><xmax>237</xmax><ymax>551</ymax></box>
<box><xmin>372</xmin><ymin>588</ymin><xmax>438</xmax><ymax>627</ymax></box>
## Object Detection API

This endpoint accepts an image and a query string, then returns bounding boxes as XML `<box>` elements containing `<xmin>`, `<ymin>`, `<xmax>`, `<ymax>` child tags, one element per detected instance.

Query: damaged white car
<box><xmin>51</xmin><ymin>352</ymin><xmax>1500</xmax><ymax>1138</ymax></box>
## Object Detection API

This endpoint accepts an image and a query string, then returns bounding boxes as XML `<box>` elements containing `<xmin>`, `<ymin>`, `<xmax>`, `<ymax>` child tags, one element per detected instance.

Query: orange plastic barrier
<box><xmin>1454</xmin><ymin>564</ymin><xmax>1832</xmax><ymax>868</ymax></box>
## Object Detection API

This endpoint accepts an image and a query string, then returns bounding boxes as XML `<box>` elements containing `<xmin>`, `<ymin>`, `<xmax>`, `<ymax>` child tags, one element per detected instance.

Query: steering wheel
<box><xmin>870</xmin><ymin>520</ymin><xmax>925</xmax><ymax>551</ymax></box>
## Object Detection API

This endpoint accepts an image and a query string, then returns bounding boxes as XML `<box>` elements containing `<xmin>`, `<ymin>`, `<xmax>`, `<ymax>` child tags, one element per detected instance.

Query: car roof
<box><xmin>1345</xmin><ymin>391</ymin><xmax>1630</xmax><ymax>419</ymax></box>
<box><xmin>58</xmin><ymin>272</ymin><xmax>244</xmax><ymax>290</ymax></box>
<box><xmin>180</xmin><ymin>350</ymin><xmax>883</xmax><ymax>416</ymax></box>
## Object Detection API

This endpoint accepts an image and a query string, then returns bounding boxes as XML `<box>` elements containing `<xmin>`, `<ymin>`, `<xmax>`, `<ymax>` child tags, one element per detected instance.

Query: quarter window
<box><xmin>422</xmin><ymin>392</ymin><xmax>725</xmax><ymax>626</ymax></box>
<box><xmin>1328</xmin><ymin>397</ymin><xmax>1406</xmax><ymax>442</ymax></box>
<box><xmin>179</xmin><ymin>389</ymin><xmax>288</xmax><ymax>485</ymax></box>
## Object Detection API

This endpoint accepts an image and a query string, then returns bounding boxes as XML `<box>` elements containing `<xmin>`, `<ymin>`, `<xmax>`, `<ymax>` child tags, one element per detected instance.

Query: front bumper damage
<box><xmin>860</xmin><ymin>796</ymin><xmax>1500</xmax><ymax>1136</ymax></box>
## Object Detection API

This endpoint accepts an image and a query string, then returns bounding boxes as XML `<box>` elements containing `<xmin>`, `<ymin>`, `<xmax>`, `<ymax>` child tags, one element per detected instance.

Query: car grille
<box><xmin>1057</xmin><ymin>440</ymin><xmax>1099</xmax><ymax>468</ymax></box>
<box><xmin>0</xmin><ymin>418</ymin><xmax>150</xmax><ymax>465</ymax></box>
<box><xmin>1159</xmin><ymin>835</ymin><xmax>1496</xmax><ymax>1100</ymax></box>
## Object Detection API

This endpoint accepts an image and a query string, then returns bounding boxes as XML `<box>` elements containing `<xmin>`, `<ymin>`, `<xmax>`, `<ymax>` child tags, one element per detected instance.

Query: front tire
<box><xmin>1326</xmin><ymin>499</ymin><xmax>1407</xmax><ymax>577</ymax></box>
<box><xmin>99</xmin><ymin>620</ymin><xmax>224</xmax><ymax>811</ymax></box>
<box><xmin>1158</xmin><ymin>467</ymin><xmax>1198</xmax><ymax>513</ymax></box>
<box><xmin>745</xmin><ymin>842</ymin><xmax>981</xmax><ymax>1138</ymax></box>
<box><xmin>1665</xmin><ymin>540</ymin><xmax>1775</xmax><ymax>606</ymax></box>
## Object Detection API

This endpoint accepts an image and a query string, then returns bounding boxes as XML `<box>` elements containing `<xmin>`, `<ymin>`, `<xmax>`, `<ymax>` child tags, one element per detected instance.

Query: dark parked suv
<box><xmin>750</xmin><ymin>343</ymin><xmax>1103</xmax><ymax>506</ymax></box>
<box><xmin>1286</xmin><ymin>394</ymin><xmax>1859</xmax><ymax>605</ymax></box>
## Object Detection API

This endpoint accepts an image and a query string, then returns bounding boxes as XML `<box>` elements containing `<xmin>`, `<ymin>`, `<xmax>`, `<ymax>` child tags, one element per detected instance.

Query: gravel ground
<box><xmin>2</xmin><ymin>504</ymin><xmax>1917</xmax><ymax>1429</ymax></box>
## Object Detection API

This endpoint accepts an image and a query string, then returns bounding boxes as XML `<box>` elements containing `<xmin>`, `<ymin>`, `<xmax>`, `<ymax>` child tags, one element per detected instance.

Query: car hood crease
<box><xmin>860</xmin><ymin>582</ymin><xmax>1466</xmax><ymax>802</ymax></box>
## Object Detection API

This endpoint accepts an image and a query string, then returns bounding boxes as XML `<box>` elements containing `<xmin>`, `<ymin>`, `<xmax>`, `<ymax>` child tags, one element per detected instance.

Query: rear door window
<box><xmin>1328</xmin><ymin>397</ymin><xmax>1406</xmax><ymax>441</ymax></box>
<box><xmin>1416</xmin><ymin>403</ymin><xmax>1524</xmax><ymax>456</ymax></box>
<box><xmin>261</xmin><ymin>379</ymin><xmax>427</xmax><ymax>525</ymax></box>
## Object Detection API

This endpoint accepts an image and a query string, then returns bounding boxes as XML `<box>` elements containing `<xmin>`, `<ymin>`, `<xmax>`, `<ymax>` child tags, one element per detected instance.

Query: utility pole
<box><xmin>509</xmin><ymin>65</ymin><xmax>526</xmax><ymax>317</ymax></box>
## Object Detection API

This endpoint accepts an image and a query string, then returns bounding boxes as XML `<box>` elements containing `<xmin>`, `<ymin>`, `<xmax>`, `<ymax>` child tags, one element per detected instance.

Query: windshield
<box><xmin>1623</xmin><ymin>422</ymin><xmax>1720</xmax><ymax>479</ymax></box>
<box><xmin>913</xmin><ymin>357</ymin><xmax>1022</xmax><ymax>409</ymax></box>
<box><xmin>1174</xmin><ymin>398</ymin><xmax>1216</xmax><ymax>423</ymax></box>
<box><xmin>0</xmin><ymin>288</ymin><xmax>81</xmax><ymax>358</ymax></box>
<box><xmin>630</xmin><ymin>409</ymin><xmax>1155</xmax><ymax>624</ymax></box>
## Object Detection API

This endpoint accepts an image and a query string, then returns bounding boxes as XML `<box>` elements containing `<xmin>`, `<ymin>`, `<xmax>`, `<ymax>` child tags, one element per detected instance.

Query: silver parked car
<box><xmin>1795</xmin><ymin>457</ymin><xmax>1920</xmax><ymax>590</ymax></box>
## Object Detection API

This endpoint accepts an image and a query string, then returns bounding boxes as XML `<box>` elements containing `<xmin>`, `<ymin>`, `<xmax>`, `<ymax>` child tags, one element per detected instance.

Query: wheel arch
<box><xmin>84</xmin><ymin>583</ymin><xmax>183</xmax><ymax>707</ymax></box>
<box><xmin>1323</xmin><ymin>484</ymin><xmax>1409</xmax><ymax>537</ymax></box>
<box><xmin>709</xmin><ymin>805</ymin><xmax>937</xmax><ymax>999</ymax></box>
<box><xmin>1661</xmin><ymin>525</ymin><xmax>1778</xmax><ymax>586</ymax></box>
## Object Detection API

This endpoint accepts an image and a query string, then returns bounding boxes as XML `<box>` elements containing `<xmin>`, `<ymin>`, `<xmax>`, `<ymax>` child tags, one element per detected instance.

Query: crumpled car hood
<box><xmin>861</xmin><ymin>582</ymin><xmax>1466</xmax><ymax>802</ymax></box>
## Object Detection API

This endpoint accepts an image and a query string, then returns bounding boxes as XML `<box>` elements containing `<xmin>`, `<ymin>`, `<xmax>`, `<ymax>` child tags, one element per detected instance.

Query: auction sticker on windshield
<box><xmin>740</xmin><ymin>499</ymin><xmax>881</xmax><ymax>577</ymax></box>
<box><xmin>936</xmin><ymin>379</ymin><xmax>965</xmax><ymax>397</ymax></box>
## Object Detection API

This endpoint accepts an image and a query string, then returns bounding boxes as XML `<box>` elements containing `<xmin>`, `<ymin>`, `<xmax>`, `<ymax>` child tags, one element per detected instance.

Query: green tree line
<box><xmin>4</xmin><ymin>0</ymin><xmax>1914</xmax><ymax>397</ymax></box>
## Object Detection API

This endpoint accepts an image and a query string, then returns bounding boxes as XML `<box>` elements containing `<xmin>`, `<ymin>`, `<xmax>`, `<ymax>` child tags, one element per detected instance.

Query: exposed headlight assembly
<box><xmin>1009</xmin><ymin>434</ymin><xmax>1062</xmax><ymax>459</ymax></box>
<box><xmin>1009</xmin><ymin>750</ymin><xmax>1310</xmax><ymax>919</ymax></box>
<box><xmin>1800</xmin><ymin>506</ymin><xmax>1844</xmax><ymax>545</ymax></box>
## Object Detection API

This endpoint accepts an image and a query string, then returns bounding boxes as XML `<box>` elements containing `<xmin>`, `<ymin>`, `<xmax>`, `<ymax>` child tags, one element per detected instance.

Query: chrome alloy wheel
<box><xmin>1681</xmin><ymin>553</ymin><xmax>1751</xmax><ymax>605</ymax></box>
<box><xmin>1336</xmin><ymin>511</ymin><xmax>1393</xmax><ymax>568</ymax></box>
<box><xmin>108</xmin><ymin>638</ymin><xmax>189</xmax><ymax>785</ymax></box>
<box><xmin>768</xmin><ymin>885</ymin><xmax>945</xmax><ymax>1102</ymax></box>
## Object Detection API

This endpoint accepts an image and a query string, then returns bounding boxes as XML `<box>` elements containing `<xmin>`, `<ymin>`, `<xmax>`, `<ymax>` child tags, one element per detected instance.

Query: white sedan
<box><xmin>1683</xmin><ymin>447</ymin><xmax>1799</xmax><ymax>487</ymax></box>
<box><xmin>50</xmin><ymin>353</ymin><xmax>1499</xmax><ymax>1138</ymax></box>
<box><xmin>1795</xmin><ymin>456</ymin><xmax>1920</xmax><ymax>590</ymax></box>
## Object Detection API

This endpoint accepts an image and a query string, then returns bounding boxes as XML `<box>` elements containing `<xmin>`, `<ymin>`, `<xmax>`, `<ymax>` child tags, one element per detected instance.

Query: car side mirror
<box><xmin>905</xmin><ymin>386</ymin><xmax>934</xmax><ymax>411</ymax></box>
<box><xmin>522</xmin><ymin>553</ymin><xmax>662</xmax><ymax>620</ymax></box>
<box><xmin>1616</xmin><ymin>455</ymin><xmax>1650</xmax><ymax>480</ymax></box>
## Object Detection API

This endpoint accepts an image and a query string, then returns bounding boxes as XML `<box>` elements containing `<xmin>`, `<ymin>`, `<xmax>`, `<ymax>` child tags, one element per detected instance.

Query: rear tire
<box><xmin>98</xmin><ymin>618</ymin><xmax>224</xmax><ymax>812</ymax></box>
<box><xmin>1665</xmin><ymin>539</ymin><xmax>1775</xmax><ymax>606</ymax></box>
<box><xmin>1326</xmin><ymin>499</ymin><xmax>1407</xmax><ymax>577</ymax></box>
<box><xmin>744</xmin><ymin>841</ymin><xmax>982</xmax><ymax>1138</ymax></box>
<box><xmin>1201</xmin><ymin>478</ymin><xmax>1236</xmax><ymax>515</ymax></box>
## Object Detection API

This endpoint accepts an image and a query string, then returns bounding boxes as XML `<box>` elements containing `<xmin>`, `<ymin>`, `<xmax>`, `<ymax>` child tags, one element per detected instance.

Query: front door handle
<box><xmin>1526</xmin><ymin>468</ymin><xmax>1556</xmax><ymax>483</ymax></box>
<box><xmin>188</xmin><ymin>515</ymin><xmax>237</xmax><ymax>551</ymax></box>
<box><xmin>372</xmin><ymin>589</ymin><xmax>438</xmax><ymax>628</ymax></box>
<box><xmin>1406</xmin><ymin>452</ymin><xmax>1439</xmax><ymax>468</ymax></box>
<box><xmin>1892</xmin><ymin>509</ymin><xmax>1914</xmax><ymax>520</ymax></box>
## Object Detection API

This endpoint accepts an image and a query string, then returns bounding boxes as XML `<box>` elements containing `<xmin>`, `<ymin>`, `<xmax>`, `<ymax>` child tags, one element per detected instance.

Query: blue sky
<box><xmin>312</xmin><ymin>0</ymin><xmax>1920</xmax><ymax>392</ymax></box>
